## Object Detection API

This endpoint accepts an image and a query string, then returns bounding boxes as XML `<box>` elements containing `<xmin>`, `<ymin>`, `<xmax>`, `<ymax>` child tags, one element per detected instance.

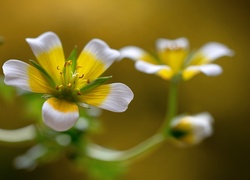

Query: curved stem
<box><xmin>86</xmin><ymin>133</ymin><xmax>165</xmax><ymax>162</ymax></box>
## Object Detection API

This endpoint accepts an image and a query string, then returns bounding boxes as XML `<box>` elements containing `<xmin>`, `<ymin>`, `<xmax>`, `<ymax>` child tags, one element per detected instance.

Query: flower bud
<box><xmin>170</xmin><ymin>112</ymin><xmax>213</xmax><ymax>145</ymax></box>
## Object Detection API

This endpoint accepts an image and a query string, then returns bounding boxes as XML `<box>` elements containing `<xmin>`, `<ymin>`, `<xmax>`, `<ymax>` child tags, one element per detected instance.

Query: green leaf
<box><xmin>67</xmin><ymin>46</ymin><xmax>78</xmax><ymax>72</ymax></box>
<box><xmin>29</xmin><ymin>60</ymin><xmax>55</xmax><ymax>87</ymax></box>
<box><xmin>81</xmin><ymin>76</ymin><xmax>112</xmax><ymax>93</ymax></box>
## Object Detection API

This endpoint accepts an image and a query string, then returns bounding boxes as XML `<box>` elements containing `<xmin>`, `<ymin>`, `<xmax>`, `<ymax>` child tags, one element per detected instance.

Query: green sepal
<box><xmin>29</xmin><ymin>60</ymin><xmax>55</xmax><ymax>87</ymax></box>
<box><xmin>67</xmin><ymin>46</ymin><xmax>78</xmax><ymax>72</ymax></box>
<box><xmin>182</xmin><ymin>49</ymin><xmax>196</xmax><ymax>67</ymax></box>
<box><xmin>170</xmin><ymin>129</ymin><xmax>188</xmax><ymax>139</ymax></box>
<box><xmin>81</xmin><ymin>76</ymin><xmax>112</xmax><ymax>94</ymax></box>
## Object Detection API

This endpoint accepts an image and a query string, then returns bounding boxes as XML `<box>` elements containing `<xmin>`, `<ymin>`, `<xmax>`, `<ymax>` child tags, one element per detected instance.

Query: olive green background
<box><xmin>0</xmin><ymin>0</ymin><xmax>249</xmax><ymax>179</ymax></box>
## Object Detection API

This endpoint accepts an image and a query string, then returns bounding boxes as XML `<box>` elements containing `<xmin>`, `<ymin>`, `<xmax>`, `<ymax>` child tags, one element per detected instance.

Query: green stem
<box><xmin>86</xmin><ymin>133</ymin><xmax>165</xmax><ymax>163</ymax></box>
<box><xmin>160</xmin><ymin>79</ymin><xmax>179</xmax><ymax>136</ymax></box>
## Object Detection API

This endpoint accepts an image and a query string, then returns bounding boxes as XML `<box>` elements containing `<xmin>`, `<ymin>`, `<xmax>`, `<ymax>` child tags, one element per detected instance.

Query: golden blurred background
<box><xmin>0</xmin><ymin>0</ymin><xmax>249</xmax><ymax>179</ymax></box>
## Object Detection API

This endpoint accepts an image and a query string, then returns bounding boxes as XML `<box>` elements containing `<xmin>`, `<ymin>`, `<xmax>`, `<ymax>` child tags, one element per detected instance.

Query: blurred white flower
<box><xmin>170</xmin><ymin>112</ymin><xmax>213</xmax><ymax>145</ymax></box>
<box><xmin>120</xmin><ymin>38</ymin><xmax>233</xmax><ymax>80</ymax></box>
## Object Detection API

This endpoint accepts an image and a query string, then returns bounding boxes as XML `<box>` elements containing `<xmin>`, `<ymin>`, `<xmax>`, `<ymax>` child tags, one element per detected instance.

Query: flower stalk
<box><xmin>86</xmin><ymin>133</ymin><xmax>165</xmax><ymax>163</ymax></box>
<box><xmin>161</xmin><ymin>75</ymin><xmax>180</xmax><ymax>136</ymax></box>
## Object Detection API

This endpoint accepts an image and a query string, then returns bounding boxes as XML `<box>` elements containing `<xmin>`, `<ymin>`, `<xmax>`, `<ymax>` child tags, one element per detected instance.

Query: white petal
<box><xmin>199</xmin><ymin>64</ymin><xmax>223</xmax><ymax>76</ymax></box>
<box><xmin>199</xmin><ymin>42</ymin><xmax>234</xmax><ymax>62</ymax></box>
<box><xmin>76</xmin><ymin>39</ymin><xmax>120</xmax><ymax>83</ymax></box>
<box><xmin>190</xmin><ymin>112</ymin><xmax>214</xmax><ymax>141</ymax></box>
<box><xmin>82</xmin><ymin>38</ymin><xmax>120</xmax><ymax>69</ymax></box>
<box><xmin>3</xmin><ymin>60</ymin><xmax>53</xmax><ymax>93</ymax></box>
<box><xmin>194</xmin><ymin>112</ymin><xmax>214</xmax><ymax>122</ymax></box>
<box><xmin>25</xmin><ymin>32</ymin><xmax>65</xmax><ymax>84</ymax></box>
<box><xmin>26</xmin><ymin>31</ymin><xmax>62</xmax><ymax>58</ymax></box>
<box><xmin>99</xmin><ymin>83</ymin><xmax>134</xmax><ymax>112</ymax></box>
<box><xmin>3</xmin><ymin>60</ymin><xmax>31</xmax><ymax>91</ymax></box>
<box><xmin>156</xmin><ymin>37</ymin><xmax>189</xmax><ymax>51</ymax></box>
<box><xmin>42</xmin><ymin>98</ymin><xmax>79</xmax><ymax>131</ymax></box>
<box><xmin>119</xmin><ymin>46</ymin><xmax>147</xmax><ymax>61</ymax></box>
<box><xmin>185</xmin><ymin>64</ymin><xmax>223</xmax><ymax>76</ymax></box>
<box><xmin>135</xmin><ymin>60</ymin><xmax>170</xmax><ymax>74</ymax></box>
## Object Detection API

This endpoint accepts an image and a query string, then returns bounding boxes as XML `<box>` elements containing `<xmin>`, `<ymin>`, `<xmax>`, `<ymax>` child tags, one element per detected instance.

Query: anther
<box><xmin>67</xmin><ymin>83</ymin><xmax>72</xmax><ymax>88</ymax></box>
<box><xmin>56</xmin><ymin>85</ymin><xmax>64</xmax><ymax>90</ymax></box>
<box><xmin>167</xmin><ymin>43</ymin><xmax>182</xmax><ymax>51</ymax></box>
<box><xmin>65</xmin><ymin>60</ymin><xmax>72</xmax><ymax>66</ymax></box>
<box><xmin>79</xmin><ymin>74</ymin><xmax>84</xmax><ymax>79</ymax></box>
<box><xmin>76</xmin><ymin>66</ymin><xmax>82</xmax><ymax>69</ymax></box>
<box><xmin>64</xmin><ymin>60</ymin><xmax>72</xmax><ymax>67</ymax></box>
<box><xmin>76</xmin><ymin>89</ymin><xmax>82</xmax><ymax>95</ymax></box>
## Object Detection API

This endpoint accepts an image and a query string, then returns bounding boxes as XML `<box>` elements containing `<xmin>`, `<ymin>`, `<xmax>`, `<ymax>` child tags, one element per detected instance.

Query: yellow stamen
<box><xmin>67</xmin><ymin>83</ymin><xmax>72</xmax><ymax>88</ymax></box>
<box><xmin>77</xmin><ymin>89</ymin><xmax>82</xmax><ymax>95</ymax></box>
<box><xmin>79</xmin><ymin>74</ymin><xmax>84</xmax><ymax>79</ymax></box>
<box><xmin>54</xmin><ymin>60</ymin><xmax>90</xmax><ymax>98</ymax></box>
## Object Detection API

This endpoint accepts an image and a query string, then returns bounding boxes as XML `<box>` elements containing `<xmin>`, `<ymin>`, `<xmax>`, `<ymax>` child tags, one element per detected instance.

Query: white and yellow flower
<box><xmin>120</xmin><ymin>38</ymin><xmax>234</xmax><ymax>80</ymax></box>
<box><xmin>170</xmin><ymin>112</ymin><xmax>213</xmax><ymax>145</ymax></box>
<box><xmin>3</xmin><ymin>32</ymin><xmax>134</xmax><ymax>131</ymax></box>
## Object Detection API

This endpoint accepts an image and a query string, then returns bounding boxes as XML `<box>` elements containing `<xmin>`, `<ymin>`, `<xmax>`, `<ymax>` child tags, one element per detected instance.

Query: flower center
<box><xmin>54</xmin><ymin>60</ymin><xmax>89</xmax><ymax>101</ymax></box>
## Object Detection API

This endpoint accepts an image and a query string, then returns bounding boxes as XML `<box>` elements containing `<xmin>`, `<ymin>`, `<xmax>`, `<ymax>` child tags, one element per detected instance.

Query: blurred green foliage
<box><xmin>0</xmin><ymin>76</ymin><xmax>15</xmax><ymax>103</ymax></box>
<box><xmin>82</xmin><ymin>158</ymin><xmax>128</xmax><ymax>180</ymax></box>
<box><xmin>0</xmin><ymin>76</ymin><xmax>129</xmax><ymax>179</ymax></box>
